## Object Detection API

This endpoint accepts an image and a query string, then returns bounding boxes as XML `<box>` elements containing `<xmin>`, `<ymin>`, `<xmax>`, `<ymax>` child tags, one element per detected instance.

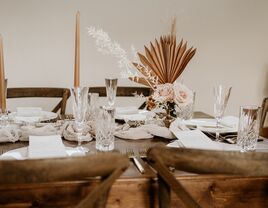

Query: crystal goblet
<box><xmin>70</xmin><ymin>86</ymin><xmax>89</xmax><ymax>153</ymax></box>
<box><xmin>213</xmin><ymin>85</ymin><xmax>232</xmax><ymax>141</ymax></box>
<box><xmin>105</xmin><ymin>78</ymin><xmax>117</xmax><ymax>109</ymax></box>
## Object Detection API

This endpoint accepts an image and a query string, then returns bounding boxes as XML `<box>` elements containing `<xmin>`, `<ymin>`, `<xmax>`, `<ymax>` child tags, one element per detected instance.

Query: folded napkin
<box><xmin>115</xmin><ymin>124</ymin><xmax>175</xmax><ymax>140</ymax></box>
<box><xmin>169</xmin><ymin>129</ymin><xmax>240</xmax><ymax>151</ymax></box>
<box><xmin>115</xmin><ymin>127</ymin><xmax>153</xmax><ymax>140</ymax></box>
<box><xmin>141</xmin><ymin>124</ymin><xmax>175</xmax><ymax>139</ymax></box>
<box><xmin>62</xmin><ymin>122</ymin><xmax>93</xmax><ymax>142</ymax></box>
<box><xmin>115</xmin><ymin>106</ymin><xmax>138</xmax><ymax>115</ymax></box>
<box><xmin>221</xmin><ymin>116</ymin><xmax>239</xmax><ymax>128</ymax></box>
<box><xmin>28</xmin><ymin>135</ymin><xmax>67</xmax><ymax>159</ymax></box>
<box><xmin>182</xmin><ymin>116</ymin><xmax>239</xmax><ymax>129</ymax></box>
<box><xmin>20</xmin><ymin>124</ymin><xmax>58</xmax><ymax>141</ymax></box>
<box><xmin>17</xmin><ymin>107</ymin><xmax>42</xmax><ymax>117</ymax></box>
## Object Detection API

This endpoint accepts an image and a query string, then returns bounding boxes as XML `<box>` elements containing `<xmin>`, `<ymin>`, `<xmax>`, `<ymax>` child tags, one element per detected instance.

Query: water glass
<box><xmin>70</xmin><ymin>87</ymin><xmax>89</xmax><ymax>152</ymax></box>
<box><xmin>105</xmin><ymin>78</ymin><xmax>117</xmax><ymax>108</ymax></box>
<box><xmin>213</xmin><ymin>85</ymin><xmax>232</xmax><ymax>141</ymax></box>
<box><xmin>95</xmin><ymin>107</ymin><xmax>115</xmax><ymax>151</ymax></box>
<box><xmin>0</xmin><ymin>109</ymin><xmax>8</xmax><ymax>127</ymax></box>
<box><xmin>237</xmin><ymin>105</ymin><xmax>261</xmax><ymax>152</ymax></box>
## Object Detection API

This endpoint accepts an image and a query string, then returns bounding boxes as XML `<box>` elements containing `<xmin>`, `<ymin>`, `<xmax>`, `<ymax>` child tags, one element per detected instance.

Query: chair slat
<box><xmin>0</xmin><ymin>153</ymin><xmax>129</xmax><ymax>208</ymax></box>
<box><xmin>7</xmin><ymin>87</ymin><xmax>70</xmax><ymax>115</ymax></box>
<box><xmin>147</xmin><ymin>145</ymin><xmax>268</xmax><ymax>208</ymax></box>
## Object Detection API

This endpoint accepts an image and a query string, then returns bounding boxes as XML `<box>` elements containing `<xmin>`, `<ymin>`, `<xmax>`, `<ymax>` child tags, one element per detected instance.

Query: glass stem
<box><xmin>77</xmin><ymin>131</ymin><xmax>82</xmax><ymax>147</ymax></box>
<box><xmin>76</xmin><ymin>122</ymin><xmax>83</xmax><ymax>148</ymax></box>
<box><xmin>216</xmin><ymin>118</ymin><xmax>220</xmax><ymax>141</ymax></box>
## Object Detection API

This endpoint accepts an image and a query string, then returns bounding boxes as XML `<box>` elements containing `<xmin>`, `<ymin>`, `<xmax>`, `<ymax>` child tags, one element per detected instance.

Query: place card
<box><xmin>28</xmin><ymin>135</ymin><xmax>67</xmax><ymax>159</ymax></box>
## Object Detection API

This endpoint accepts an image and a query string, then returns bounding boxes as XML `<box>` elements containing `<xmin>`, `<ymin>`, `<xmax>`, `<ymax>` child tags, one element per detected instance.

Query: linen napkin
<box><xmin>114</xmin><ymin>127</ymin><xmax>153</xmax><ymax>140</ymax></box>
<box><xmin>115</xmin><ymin>106</ymin><xmax>138</xmax><ymax>115</ymax></box>
<box><xmin>17</xmin><ymin>107</ymin><xmax>42</xmax><ymax>117</ymax></box>
<box><xmin>0</xmin><ymin>125</ymin><xmax>20</xmax><ymax>143</ymax></box>
<box><xmin>115</xmin><ymin>124</ymin><xmax>175</xmax><ymax>140</ymax></box>
<box><xmin>62</xmin><ymin>122</ymin><xmax>93</xmax><ymax>142</ymax></box>
<box><xmin>15</xmin><ymin>107</ymin><xmax>43</xmax><ymax>123</ymax></box>
<box><xmin>221</xmin><ymin>116</ymin><xmax>239</xmax><ymax>128</ymax></box>
<box><xmin>169</xmin><ymin>129</ymin><xmax>240</xmax><ymax>151</ymax></box>
<box><xmin>19</xmin><ymin>124</ymin><xmax>58</xmax><ymax>141</ymax></box>
<box><xmin>182</xmin><ymin>116</ymin><xmax>239</xmax><ymax>129</ymax></box>
<box><xmin>28</xmin><ymin>135</ymin><xmax>67</xmax><ymax>159</ymax></box>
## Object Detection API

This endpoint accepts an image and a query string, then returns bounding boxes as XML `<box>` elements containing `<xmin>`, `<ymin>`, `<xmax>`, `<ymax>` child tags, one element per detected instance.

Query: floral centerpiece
<box><xmin>150</xmin><ymin>82</ymin><xmax>194</xmax><ymax>119</ymax></box>
<box><xmin>87</xmin><ymin>19</ymin><xmax>196</xmax><ymax>126</ymax></box>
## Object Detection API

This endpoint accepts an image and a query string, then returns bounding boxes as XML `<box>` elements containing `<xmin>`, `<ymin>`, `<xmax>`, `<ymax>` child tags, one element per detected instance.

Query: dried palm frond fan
<box><xmin>130</xmin><ymin>18</ymin><xmax>196</xmax><ymax>88</ymax></box>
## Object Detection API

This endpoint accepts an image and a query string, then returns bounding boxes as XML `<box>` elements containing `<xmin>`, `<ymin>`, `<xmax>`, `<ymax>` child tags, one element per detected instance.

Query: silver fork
<box><xmin>138</xmin><ymin>148</ymin><xmax>148</xmax><ymax>159</ymax></box>
<box><xmin>126</xmin><ymin>149</ymin><xmax>145</xmax><ymax>174</ymax></box>
<box><xmin>205</xmin><ymin>132</ymin><xmax>237</xmax><ymax>144</ymax></box>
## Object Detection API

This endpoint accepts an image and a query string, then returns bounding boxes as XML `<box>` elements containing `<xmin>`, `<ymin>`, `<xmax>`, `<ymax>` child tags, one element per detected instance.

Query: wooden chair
<box><xmin>147</xmin><ymin>145</ymin><xmax>268</xmax><ymax>208</ymax></box>
<box><xmin>88</xmin><ymin>86</ymin><xmax>152</xmax><ymax>109</ymax></box>
<box><xmin>0</xmin><ymin>152</ymin><xmax>129</xmax><ymax>208</ymax></box>
<box><xmin>7</xmin><ymin>87</ymin><xmax>70</xmax><ymax>115</ymax></box>
<box><xmin>260</xmin><ymin>97</ymin><xmax>268</xmax><ymax>138</ymax></box>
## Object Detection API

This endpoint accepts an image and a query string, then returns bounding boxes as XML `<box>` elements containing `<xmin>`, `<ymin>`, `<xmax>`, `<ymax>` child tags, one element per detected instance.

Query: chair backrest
<box><xmin>147</xmin><ymin>145</ymin><xmax>268</xmax><ymax>208</ymax></box>
<box><xmin>7</xmin><ymin>87</ymin><xmax>70</xmax><ymax>115</ymax></box>
<box><xmin>260</xmin><ymin>97</ymin><xmax>268</xmax><ymax>138</ymax></box>
<box><xmin>88</xmin><ymin>86</ymin><xmax>152</xmax><ymax>109</ymax></box>
<box><xmin>0</xmin><ymin>153</ymin><xmax>129</xmax><ymax>208</ymax></box>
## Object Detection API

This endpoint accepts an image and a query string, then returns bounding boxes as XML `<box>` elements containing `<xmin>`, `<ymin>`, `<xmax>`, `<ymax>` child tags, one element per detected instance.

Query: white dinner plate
<box><xmin>0</xmin><ymin>146</ymin><xmax>83</xmax><ymax>160</ymax></box>
<box><xmin>9</xmin><ymin>111</ymin><xmax>58</xmax><ymax>123</ymax></box>
<box><xmin>115</xmin><ymin>110</ymin><xmax>154</xmax><ymax>121</ymax></box>
<box><xmin>182</xmin><ymin>118</ymin><xmax>238</xmax><ymax>133</ymax></box>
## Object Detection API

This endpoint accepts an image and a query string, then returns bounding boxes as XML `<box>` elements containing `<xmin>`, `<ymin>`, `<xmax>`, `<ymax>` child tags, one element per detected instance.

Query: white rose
<box><xmin>173</xmin><ymin>82</ymin><xmax>194</xmax><ymax>107</ymax></box>
<box><xmin>152</xmin><ymin>83</ymin><xmax>175</xmax><ymax>103</ymax></box>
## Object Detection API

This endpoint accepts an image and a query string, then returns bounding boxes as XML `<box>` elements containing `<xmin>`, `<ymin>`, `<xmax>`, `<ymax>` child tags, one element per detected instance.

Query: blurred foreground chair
<box><xmin>7</xmin><ymin>87</ymin><xmax>70</xmax><ymax>115</ymax></box>
<box><xmin>0</xmin><ymin>152</ymin><xmax>129</xmax><ymax>208</ymax></box>
<box><xmin>260</xmin><ymin>97</ymin><xmax>268</xmax><ymax>138</ymax></box>
<box><xmin>88</xmin><ymin>86</ymin><xmax>152</xmax><ymax>109</ymax></box>
<box><xmin>147</xmin><ymin>145</ymin><xmax>268</xmax><ymax>208</ymax></box>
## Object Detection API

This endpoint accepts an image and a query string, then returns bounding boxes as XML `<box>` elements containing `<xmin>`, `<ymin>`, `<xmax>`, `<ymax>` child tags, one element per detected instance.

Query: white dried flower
<box><xmin>87</xmin><ymin>26</ymin><xmax>137</xmax><ymax>78</ymax></box>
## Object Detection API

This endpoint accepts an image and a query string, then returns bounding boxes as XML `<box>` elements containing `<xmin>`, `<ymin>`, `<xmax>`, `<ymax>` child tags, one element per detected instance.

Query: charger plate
<box><xmin>0</xmin><ymin>146</ymin><xmax>83</xmax><ymax>160</ymax></box>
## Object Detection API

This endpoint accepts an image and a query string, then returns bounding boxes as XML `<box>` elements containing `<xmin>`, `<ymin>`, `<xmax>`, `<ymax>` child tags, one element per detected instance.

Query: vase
<box><xmin>175</xmin><ymin>92</ymin><xmax>195</xmax><ymax>120</ymax></box>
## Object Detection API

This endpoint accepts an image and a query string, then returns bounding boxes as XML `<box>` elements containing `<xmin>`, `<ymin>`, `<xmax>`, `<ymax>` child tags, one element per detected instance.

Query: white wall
<box><xmin>0</xmin><ymin>0</ymin><xmax>268</xmax><ymax>115</ymax></box>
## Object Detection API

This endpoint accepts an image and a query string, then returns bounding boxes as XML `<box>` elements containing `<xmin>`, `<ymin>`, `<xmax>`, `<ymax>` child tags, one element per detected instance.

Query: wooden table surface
<box><xmin>0</xmin><ymin>112</ymin><xmax>267</xmax><ymax>208</ymax></box>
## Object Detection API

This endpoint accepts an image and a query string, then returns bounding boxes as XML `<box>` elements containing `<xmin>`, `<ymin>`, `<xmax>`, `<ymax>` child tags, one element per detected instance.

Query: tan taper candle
<box><xmin>0</xmin><ymin>35</ymin><xmax>6</xmax><ymax>112</ymax></box>
<box><xmin>74</xmin><ymin>11</ymin><xmax>80</xmax><ymax>88</ymax></box>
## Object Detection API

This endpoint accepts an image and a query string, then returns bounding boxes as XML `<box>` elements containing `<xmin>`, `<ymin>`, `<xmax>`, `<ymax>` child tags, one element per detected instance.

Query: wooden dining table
<box><xmin>0</xmin><ymin>112</ymin><xmax>267</xmax><ymax>208</ymax></box>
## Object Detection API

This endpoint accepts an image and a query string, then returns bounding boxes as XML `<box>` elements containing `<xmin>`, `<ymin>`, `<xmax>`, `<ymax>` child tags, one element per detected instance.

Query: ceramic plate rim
<box><xmin>9</xmin><ymin>111</ymin><xmax>58</xmax><ymax>122</ymax></box>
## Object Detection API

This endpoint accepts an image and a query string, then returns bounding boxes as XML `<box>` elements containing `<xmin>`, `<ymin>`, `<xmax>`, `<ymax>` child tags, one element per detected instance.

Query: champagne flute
<box><xmin>71</xmin><ymin>87</ymin><xmax>89</xmax><ymax>153</ymax></box>
<box><xmin>105</xmin><ymin>78</ymin><xmax>117</xmax><ymax>109</ymax></box>
<box><xmin>213</xmin><ymin>85</ymin><xmax>232</xmax><ymax>141</ymax></box>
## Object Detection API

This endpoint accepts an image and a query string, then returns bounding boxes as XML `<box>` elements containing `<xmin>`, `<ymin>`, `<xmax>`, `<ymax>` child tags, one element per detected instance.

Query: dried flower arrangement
<box><xmin>87</xmin><ymin>19</ymin><xmax>197</xmax><ymax>124</ymax></box>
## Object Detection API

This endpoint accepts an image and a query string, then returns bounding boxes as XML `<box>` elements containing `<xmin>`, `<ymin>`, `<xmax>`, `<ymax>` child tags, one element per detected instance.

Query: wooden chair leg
<box><xmin>158</xmin><ymin>174</ymin><xmax>171</xmax><ymax>208</ymax></box>
<box><xmin>94</xmin><ymin>190</ymin><xmax>109</xmax><ymax>208</ymax></box>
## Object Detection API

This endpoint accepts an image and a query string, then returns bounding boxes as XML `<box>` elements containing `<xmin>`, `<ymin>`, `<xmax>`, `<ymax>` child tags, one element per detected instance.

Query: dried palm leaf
<box><xmin>128</xmin><ymin>76</ymin><xmax>152</xmax><ymax>87</ymax></box>
<box><xmin>130</xmin><ymin>18</ymin><xmax>196</xmax><ymax>88</ymax></box>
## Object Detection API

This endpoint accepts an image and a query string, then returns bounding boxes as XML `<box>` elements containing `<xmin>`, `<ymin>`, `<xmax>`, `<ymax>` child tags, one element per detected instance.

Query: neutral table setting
<box><xmin>0</xmin><ymin>12</ymin><xmax>267</xmax><ymax>208</ymax></box>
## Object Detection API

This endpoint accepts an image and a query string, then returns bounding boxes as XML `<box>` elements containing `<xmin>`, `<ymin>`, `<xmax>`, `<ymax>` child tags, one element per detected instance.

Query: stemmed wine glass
<box><xmin>71</xmin><ymin>86</ymin><xmax>89</xmax><ymax>153</ymax></box>
<box><xmin>105</xmin><ymin>78</ymin><xmax>117</xmax><ymax>109</ymax></box>
<box><xmin>213</xmin><ymin>85</ymin><xmax>232</xmax><ymax>141</ymax></box>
